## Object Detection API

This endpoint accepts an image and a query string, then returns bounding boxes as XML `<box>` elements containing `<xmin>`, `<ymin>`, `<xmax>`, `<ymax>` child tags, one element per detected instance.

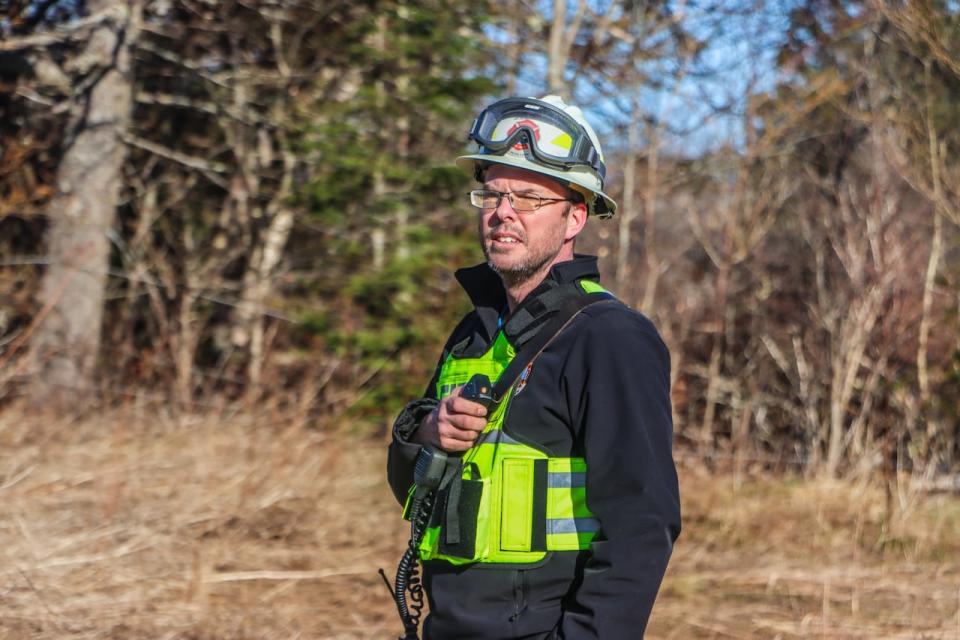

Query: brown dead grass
<box><xmin>0</xmin><ymin>409</ymin><xmax>958</xmax><ymax>639</ymax></box>
<box><xmin>652</xmin><ymin>461</ymin><xmax>960</xmax><ymax>639</ymax></box>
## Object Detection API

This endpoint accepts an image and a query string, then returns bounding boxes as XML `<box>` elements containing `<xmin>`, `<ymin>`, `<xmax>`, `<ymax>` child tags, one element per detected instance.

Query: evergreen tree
<box><xmin>288</xmin><ymin>0</ymin><xmax>495</xmax><ymax>427</ymax></box>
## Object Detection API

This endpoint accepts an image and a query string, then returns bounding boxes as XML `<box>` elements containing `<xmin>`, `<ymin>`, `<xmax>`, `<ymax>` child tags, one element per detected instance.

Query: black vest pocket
<box><xmin>437</xmin><ymin>477</ymin><xmax>483</xmax><ymax>559</ymax></box>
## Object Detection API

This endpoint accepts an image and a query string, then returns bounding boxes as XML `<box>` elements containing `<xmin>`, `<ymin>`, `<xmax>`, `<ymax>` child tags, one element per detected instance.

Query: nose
<box><xmin>492</xmin><ymin>192</ymin><xmax>519</xmax><ymax>223</ymax></box>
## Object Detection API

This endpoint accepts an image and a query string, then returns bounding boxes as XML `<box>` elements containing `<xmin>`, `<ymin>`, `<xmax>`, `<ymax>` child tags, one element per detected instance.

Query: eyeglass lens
<box><xmin>471</xmin><ymin>190</ymin><xmax>543</xmax><ymax>211</ymax></box>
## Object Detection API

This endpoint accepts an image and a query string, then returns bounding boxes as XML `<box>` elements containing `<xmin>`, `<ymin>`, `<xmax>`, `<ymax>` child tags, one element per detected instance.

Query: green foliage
<box><xmin>281</xmin><ymin>0</ymin><xmax>495</xmax><ymax>430</ymax></box>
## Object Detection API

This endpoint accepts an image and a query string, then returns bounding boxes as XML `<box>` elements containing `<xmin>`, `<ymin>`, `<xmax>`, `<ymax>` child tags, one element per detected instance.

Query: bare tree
<box><xmin>7</xmin><ymin>1</ymin><xmax>141</xmax><ymax>409</ymax></box>
<box><xmin>547</xmin><ymin>0</ymin><xmax>585</xmax><ymax>95</ymax></box>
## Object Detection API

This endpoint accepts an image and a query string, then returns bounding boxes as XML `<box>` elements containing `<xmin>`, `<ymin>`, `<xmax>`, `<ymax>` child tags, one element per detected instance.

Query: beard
<box><xmin>479</xmin><ymin>214</ymin><xmax>569</xmax><ymax>290</ymax></box>
<box><xmin>484</xmin><ymin>243</ymin><xmax>554</xmax><ymax>289</ymax></box>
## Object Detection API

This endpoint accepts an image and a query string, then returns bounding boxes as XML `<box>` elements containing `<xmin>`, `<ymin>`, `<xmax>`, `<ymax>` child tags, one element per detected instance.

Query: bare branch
<box><xmin>0</xmin><ymin>6</ymin><xmax>125</xmax><ymax>53</ymax></box>
<box><xmin>122</xmin><ymin>134</ymin><xmax>229</xmax><ymax>189</ymax></box>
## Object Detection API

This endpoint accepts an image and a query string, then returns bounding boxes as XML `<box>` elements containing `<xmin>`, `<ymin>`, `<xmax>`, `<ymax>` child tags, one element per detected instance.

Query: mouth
<box><xmin>489</xmin><ymin>230</ymin><xmax>523</xmax><ymax>246</ymax></box>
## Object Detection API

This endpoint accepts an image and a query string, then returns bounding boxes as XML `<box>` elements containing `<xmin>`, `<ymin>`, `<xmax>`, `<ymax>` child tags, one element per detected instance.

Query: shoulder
<box><xmin>557</xmin><ymin>298</ymin><xmax>672</xmax><ymax>427</ymax></box>
<box><xmin>574</xmin><ymin>299</ymin><xmax>668</xmax><ymax>358</ymax></box>
<box><xmin>558</xmin><ymin>298</ymin><xmax>671</xmax><ymax>388</ymax></box>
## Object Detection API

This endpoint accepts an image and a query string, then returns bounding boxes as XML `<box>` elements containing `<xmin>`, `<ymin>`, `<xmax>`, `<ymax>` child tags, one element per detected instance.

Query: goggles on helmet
<box><xmin>467</xmin><ymin>97</ymin><xmax>607</xmax><ymax>181</ymax></box>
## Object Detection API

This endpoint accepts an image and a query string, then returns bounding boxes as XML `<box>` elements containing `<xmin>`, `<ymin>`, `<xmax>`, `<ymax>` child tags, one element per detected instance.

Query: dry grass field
<box><xmin>0</xmin><ymin>409</ymin><xmax>958</xmax><ymax>639</ymax></box>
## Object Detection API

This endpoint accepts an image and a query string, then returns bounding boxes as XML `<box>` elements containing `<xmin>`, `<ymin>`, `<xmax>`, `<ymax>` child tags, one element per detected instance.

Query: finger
<box><xmin>447</xmin><ymin>413</ymin><xmax>488</xmax><ymax>433</ymax></box>
<box><xmin>447</xmin><ymin>396</ymin><xmax>489</xmax><ymax>418</ymax></box>
<box><xmin>440</xmin><ymin>437</ymin><xmax>473</xmax><ymax>452</ymax></box>
<box><xmin>438</xmin><ymin>427</ymin><xmax>480</xmax><ymax>452</ymax></box>
<box><xmin>441</xmin><ymin>424</ymin><xmax>480</xmax><ymax>443</ymax></box>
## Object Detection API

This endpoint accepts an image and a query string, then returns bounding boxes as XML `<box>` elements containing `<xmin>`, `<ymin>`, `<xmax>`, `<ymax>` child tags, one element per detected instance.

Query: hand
<box><xmin>414</xmin><ymin>386</ymin><xmax>489</xmax><ymax>452</ymax></box>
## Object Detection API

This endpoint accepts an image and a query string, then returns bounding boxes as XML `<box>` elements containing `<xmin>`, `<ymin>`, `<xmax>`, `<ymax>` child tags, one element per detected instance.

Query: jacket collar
<box><xmin>454</xmin><ymin>254</ymin><xmax>601</xmax><ymax>343</ymax></box>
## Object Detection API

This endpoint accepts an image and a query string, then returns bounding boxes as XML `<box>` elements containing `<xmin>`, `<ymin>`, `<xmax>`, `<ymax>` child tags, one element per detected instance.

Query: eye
<box><xmin>479</xmin><ymin>191</ymin><xmax>500</xmax><ymax>208</ymax></box>
<box><xmin>511</xmin><ymin>194</ymin><xmax>541</xmax><ymax>211</ymax></box>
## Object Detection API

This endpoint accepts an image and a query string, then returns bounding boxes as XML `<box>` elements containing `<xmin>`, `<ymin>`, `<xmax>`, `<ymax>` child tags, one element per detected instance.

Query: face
<box><xmin>478</xmin><ymin>164</ymin><xmax>587</xmax><ymax>287</ymax></box>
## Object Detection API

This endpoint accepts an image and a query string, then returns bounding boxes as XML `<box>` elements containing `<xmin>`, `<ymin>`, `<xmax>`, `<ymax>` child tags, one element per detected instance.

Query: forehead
<box><xmin>483</xmin><ymin>164</ymin><xmax>568</xmax><ymax>196</ymax></box>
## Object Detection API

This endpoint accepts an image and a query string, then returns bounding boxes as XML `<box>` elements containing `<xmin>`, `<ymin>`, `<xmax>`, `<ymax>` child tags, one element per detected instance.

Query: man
<box><xmin>387</xmin><ymin>95</ymin><xmax>680</xmax><ymax>639</ymax></box>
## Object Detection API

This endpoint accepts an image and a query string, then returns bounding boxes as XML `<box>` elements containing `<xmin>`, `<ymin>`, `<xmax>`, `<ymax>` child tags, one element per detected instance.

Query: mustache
<box><xmin>486</xmin><ymin>225</ymin><xmax>525</xmax><ymax>241</ymax></box>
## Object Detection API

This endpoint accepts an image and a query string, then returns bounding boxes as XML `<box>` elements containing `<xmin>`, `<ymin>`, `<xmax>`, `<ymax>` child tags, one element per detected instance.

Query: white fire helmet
<box><xmin>456</xmin><ymin>95</ymin><xmax>617</xmax><ymax>218</ymax></box>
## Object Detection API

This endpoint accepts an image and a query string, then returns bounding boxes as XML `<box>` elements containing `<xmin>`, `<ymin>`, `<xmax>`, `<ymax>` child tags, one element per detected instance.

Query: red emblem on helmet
<box><xmin>507</xmin><ymin>119</ymin><xmax>540</xmax><ymax>150</ymax></box>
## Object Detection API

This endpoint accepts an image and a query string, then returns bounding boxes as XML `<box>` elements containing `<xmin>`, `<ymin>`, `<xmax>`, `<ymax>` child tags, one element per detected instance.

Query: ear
<box><xmin>564</xmin><ymin>202</ymin><xmax>588</xmax><ymax>241</ymax></box>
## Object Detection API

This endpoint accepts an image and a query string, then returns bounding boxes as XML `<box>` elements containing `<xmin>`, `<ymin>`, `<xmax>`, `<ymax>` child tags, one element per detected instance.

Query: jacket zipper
<box><xmin>510</xmin><ymin>569</ymin><xmax>527</xmax><ymax>622</ymax></box>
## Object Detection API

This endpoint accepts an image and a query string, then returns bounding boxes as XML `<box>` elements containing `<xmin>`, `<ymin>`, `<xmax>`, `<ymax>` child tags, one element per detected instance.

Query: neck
<box><xmin>498</xmin><ymin>245</ymin><xmax>577</xmax><ymax>313</ymax></box>
<box><xmin>501</xmin><ymin>259</ymin><xmax>561</xmax><ymax>313</ymax></box>
<box><xmin>503</xmin><ymin>275</ymin><xmax>545</xmax><ymax>313</ymax></box>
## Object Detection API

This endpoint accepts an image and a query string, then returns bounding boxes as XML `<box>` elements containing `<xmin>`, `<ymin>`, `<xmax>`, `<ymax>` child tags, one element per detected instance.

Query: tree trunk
<box><xmin>640</xmin><ymin>125</ymin><xmax>661</xmax><ymax>315</ymax></box>
<box><xmin>504</xmin><ymin>0</ymin><xmax>522</xmax><ymax>95</ymax></box>
<box><xmin>29</xmin><ymin>0</ymin><xmax>137</xmax><ymax>411</ymax></box>
<box><xmin>616</xmin><ymin>96</ymin><xmax>639</xmax><ymax>286</ymax></box>
<box><xmin>242</xmin><ymin>152</ymin><xmax>296</xmax><ymax>392</ymax></box>
<box><xmin>547</xmin><ymin>0</ymin><xmax>567</xmax><ymax>94</ymax></box>
<box><xmin>918</xmin><ymin>59</ymin><xmax>943</xmax><ymax>418</ymax></box>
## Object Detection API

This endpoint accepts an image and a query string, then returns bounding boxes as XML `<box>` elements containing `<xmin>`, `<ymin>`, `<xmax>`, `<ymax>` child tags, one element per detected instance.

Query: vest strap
<box><xmin>531</xmin><ymin>458</ymin><xmax>548</xmax><ymax>552</ymax></box>
<box><xmin>504</xmin><ymin>284</ymin><xmax>574</xmax><ymax>345</ymax></box>
<box><xmin>491</xmin><ymin>291</ymin><xmax>613</xmax><ymax>403</ymax></box>
<box><xmin>444</xmin><ymin>466</ymin><xmax>463</xmax><ymax>545</ymax></box>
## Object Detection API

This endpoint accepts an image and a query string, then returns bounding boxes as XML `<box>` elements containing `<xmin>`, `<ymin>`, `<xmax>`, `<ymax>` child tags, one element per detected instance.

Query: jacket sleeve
<box><xmin>556</xmin><ymin>308</ymin><xmax>681</xmax><ymax>639</ymax></box>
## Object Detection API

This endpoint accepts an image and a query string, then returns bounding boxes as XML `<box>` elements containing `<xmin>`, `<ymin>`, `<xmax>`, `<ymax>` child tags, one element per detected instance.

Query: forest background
<box><xmin>1</xmin><ymin>1</ymin><xmax>960</xmax><ymax>638</ymax></box>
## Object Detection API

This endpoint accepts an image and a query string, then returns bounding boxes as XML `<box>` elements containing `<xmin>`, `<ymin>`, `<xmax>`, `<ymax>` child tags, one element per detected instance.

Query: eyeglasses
<box><xmin>468</xmin><ymin>189</ymin><xmax>572</xmax><ymax>212</ymax></box>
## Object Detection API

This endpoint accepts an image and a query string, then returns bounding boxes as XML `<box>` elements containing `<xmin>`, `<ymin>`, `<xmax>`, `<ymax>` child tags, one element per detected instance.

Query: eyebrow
<box><xmin>482</xmin><ymin>186</ymin><xmax>550</xmax><ymax>197</ymax></box>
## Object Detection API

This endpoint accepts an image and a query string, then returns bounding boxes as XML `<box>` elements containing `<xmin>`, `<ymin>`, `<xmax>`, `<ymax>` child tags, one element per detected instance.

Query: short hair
<box><xmin>566</xmin><ymin>188</ymin><xmax>585</xmax><ymax>206</ymax></box>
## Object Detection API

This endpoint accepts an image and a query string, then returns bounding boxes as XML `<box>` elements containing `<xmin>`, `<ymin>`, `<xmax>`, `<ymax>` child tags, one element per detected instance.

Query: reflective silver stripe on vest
<box><xmin>546</xmin><ymin>471</ymin><xmax>586</xmax><ymax>488</ymax></box>
<box><xmin>546</xmin><ymin>517</ymin><xmax>600</xmax><ymax>535</ymax></box>
<box><xmin>475</xmin><ymin>429</ymin><xmax>525</xmax><ymax>447</ymax></box>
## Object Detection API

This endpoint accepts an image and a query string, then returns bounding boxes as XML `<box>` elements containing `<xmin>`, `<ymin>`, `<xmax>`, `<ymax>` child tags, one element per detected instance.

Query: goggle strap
<box><xmin>471</xmin><ymin>127</ymin><xmax>604</xmax><ymax>177</ymax></box>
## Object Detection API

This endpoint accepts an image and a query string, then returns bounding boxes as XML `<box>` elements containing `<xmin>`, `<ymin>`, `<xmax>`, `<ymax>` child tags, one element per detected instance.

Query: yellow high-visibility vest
<box><xmin>411</xmin><ymin>281</ymin><xmax>604</xmax><ymax>565</ymax></box>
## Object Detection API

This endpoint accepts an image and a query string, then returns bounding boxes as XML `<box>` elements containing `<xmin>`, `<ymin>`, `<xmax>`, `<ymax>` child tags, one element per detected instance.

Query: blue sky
<box><xmin>484</xmin><ymin>0</ymin><xmax>799</xmax><ymax>157</ymax></box>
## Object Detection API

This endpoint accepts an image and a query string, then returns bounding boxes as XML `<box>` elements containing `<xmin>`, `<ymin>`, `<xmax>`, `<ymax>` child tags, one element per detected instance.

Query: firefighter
<box><xmin>388</xmin><ymin>95</ymin><xmax>681</xmax><ymax>639</ymax></box>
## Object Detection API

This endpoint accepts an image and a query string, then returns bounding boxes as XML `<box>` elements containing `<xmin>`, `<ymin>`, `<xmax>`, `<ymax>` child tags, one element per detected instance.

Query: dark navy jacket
<box><xmin>388</xmin><ymin>255</ymin><xmax>681</xmax><ymax>639</ymax></box>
